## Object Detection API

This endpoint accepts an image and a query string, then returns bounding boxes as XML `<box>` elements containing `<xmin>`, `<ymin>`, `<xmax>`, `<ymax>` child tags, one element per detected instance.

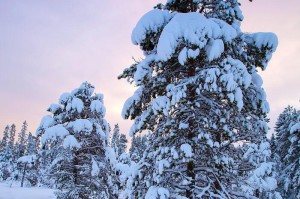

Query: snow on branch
<box><xmin>157</xmin><ymin>12</ymin><xmax>237</xmax><ymax>62</ymax></box>
<box><xmin>132</xmin><ymin>9</ymin><xmax>174</xmax><ymax>45</ymax></box>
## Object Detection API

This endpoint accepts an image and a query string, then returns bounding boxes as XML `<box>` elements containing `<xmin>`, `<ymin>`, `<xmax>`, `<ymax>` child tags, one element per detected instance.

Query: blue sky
<box><xmin>0</xmin><ymin>0</ymin><xmax>299</xmax><ymax>137</ymax></box>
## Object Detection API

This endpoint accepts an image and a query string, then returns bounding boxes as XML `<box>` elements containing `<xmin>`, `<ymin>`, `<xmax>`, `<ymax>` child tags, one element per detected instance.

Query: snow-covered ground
<box><xmin>0</xmin><ymin>182</ymin><xmax>56</xmax><ymax>199</ymax></box>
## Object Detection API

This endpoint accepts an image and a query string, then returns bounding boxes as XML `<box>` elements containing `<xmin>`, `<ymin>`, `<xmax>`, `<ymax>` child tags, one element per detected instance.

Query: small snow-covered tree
<box><xmin>129</xmin><ymin>134</ymin><xmax>147</xmax><ymax>163</ymax></box>
<box><xmin>111</xmin><ymin>124</ymin><xmax>128</xmax><ymax>156</ymax></box>
<box><xmin>0</xmin><ymin>125</ymin><xmax>9</xmax><ymax>153</ymax></box>
<box><xmin>111</xmin><ymin>124</ymin><xmax>120</xmax><ymax>155</ymax></box>
<box><xmin>36</xmin><ymin>82</ymin><xmax>115</xmax><ymax>198</ymax></box>
<box><xmin>15</xmin><ymin>121</ymin><xmax>28</xmax><ymax>159</ymax></box>
<box><xmin>0</xmin><ymin>124</ymin><xmax>17</xmax><ymax>181</ymax></box>
<box><xmin>275</xmin><ymin>106</ymin><xmax>297</xmax><ymax>162</ymax></box>
<box><xmin>0</xmin><ymin>125</ymin><xmax>10</xmax><ymax>180</ymax></box>
<box><xmin>109</xmin><ymin>124</ymin><xmax>131</xmax><ymax>195</ymax></box>
<box><xmin>119</xmin><ymin>0</ymin><xmax>279</xmax><ymax>198</ymax></box>
<box><xmin>26</xmin><ymin>132</ymin><xmax>37</xmax><ymax>156</ymax></box>
<box><xmin>241</xmin><ymin>139</ymin><xmax>279</xmax><ymax>198</ymax></box>
<box><xmin>269</xmin><ymin>133</ymin><xmax>276</xmax><ymax>160</ymax></box>
<box><xmin>275</xmin><ymin>106</ymin><xmax>300</xmax><ymax>198</ymax></box>
<box><xmin>118</xmin><ymin>134</ymin><xmax>128</xmax><ymax>156</ymax></box>
<box><xmin>7</xmin><ymin>124</ymin><xmax>16</xmax><ymax>161</ymax></box>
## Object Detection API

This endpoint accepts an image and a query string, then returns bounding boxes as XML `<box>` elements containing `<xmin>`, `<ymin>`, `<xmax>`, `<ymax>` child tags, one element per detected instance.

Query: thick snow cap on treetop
<box><xmin>37</xmin><ymin>81</ymin><xmax>108</xmax><ymax>147</ymax></box>
<box><xmin>71</xmin><ymin>81</ymin><xmax>95</xmax><ymax>97</ymax></box>
<box><xmin>59</xmin><ymin>83</ymin><xmax>106</xmax><ymax>116</ymax></box>
<box><xmin>131</xmin><ymin>9</ymin><xmax>237</xmax><ymax>60</ymax></box>
<box><xmin>131</xmin><ymin>9</ymin><xmax>278</xmax><ymax>66</ymax></box>
<box><xmin>131</xmin><ymin>9</ymin><xmax>174</xmax><ymax>45</ymax></box>
<box><xmin>157</xmin><ymin>12</ymin><xmax>237</xmax><ymax>62</ymax></box>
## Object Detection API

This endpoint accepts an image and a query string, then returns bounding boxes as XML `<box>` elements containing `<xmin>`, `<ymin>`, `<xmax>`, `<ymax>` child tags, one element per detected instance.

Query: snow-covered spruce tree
<box><xmin>119</xmin><ymin>0</ymin><xmax>279</xmax><ymax>198</ymax></box>
<box><xmin>0</xmin><ymin>125</ymin><xmax>10</xmax><ymax>180</ymax></box>
<box><xmin>111</xmin><ymin>124</ymin><xmax>128</xmax><ymax>157</ymax></box>
<box><xmin>0</xmin><ymin>124</ymin><xmax>17</xmax><ymax>181</ymax></box>
<box><xmin>129</xmin><ymin>134</ymin><xmax>147</xmax><ymax>163</ymax></box>
<box><xmin>269</xmin><ymin>133</ymin><xmax>276</xmax><ymax>160</ymax></box>
<box><xmin>111</xmin><ymin>124</ymin><xmax>121</xmax><ymax>156</ymax></box>
<box><xmin>36</xmin><ymin>82</ymin><xmax>116</xmax><ymax>199</ymax></box>
<box><xmin>7</xmin><ymin>124</ymin><xmax>16</xmax><ymax>161</ymax></box>
<box><xmin>118</xmin><ymin>134</ymin><xmax>128</xmax><ymax>156</ymax></box>
<box><xmin>0</xmin><ymin>125</ymin><xmax>9</xmax><ymax>153</ymax></box>
<box><xmin>15</xmin><ymin>121</ymin><xmax>28</xmax><ymax>159</ymax></box>
<box><xmin>275</xmin><ymin>106</ymin><xmax>300</xmax><ymax>198</ymax></box>
<box><xmin>26</xmin><ymin>132</ymin><xmax>37</xmax><ymax>156</ymax></box>
<box><xmin>109</xmin><ymin>124</ymin><xmax>132</xmax><ymax>195</ymax></box>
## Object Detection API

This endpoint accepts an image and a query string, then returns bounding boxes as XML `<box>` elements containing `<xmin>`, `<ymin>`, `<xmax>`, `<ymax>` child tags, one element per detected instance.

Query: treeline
<box><xmin>0</xmin><ymin>121</ymin><xmax>38</xmax><ymax>185</ymax></box>
<box><xmin>1</xmin><ymin>83</ymin><xmax>299</xmax><ymax>198</ymax></box>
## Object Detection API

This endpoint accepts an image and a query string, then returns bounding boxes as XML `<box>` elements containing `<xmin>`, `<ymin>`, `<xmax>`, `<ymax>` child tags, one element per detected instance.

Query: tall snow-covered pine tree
<box><xmin>119</xmin><ymin>0</ymin><xmax>279</xmax><ymax>198</ymax></box>
<box><xmin>15</xmin><ymin>121</ymin><xmax>28</xmax><ymax>159</ymax></box>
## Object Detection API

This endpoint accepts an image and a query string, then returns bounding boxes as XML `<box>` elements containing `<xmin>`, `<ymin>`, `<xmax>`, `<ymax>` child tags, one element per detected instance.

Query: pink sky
<box><xmin>0</xmin><ymin>0</ymin><xmax>299</xmax><ymax>138</ymax></box>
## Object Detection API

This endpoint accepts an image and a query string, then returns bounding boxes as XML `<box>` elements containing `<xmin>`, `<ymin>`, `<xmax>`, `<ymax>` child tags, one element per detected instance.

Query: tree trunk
<box><xmin>21</xmin><ymin>163</ymin><xmax>27</xmax><ymax>187</ymax></box>
<box><xmin>186</xmin><ymin>161</ymin><xmax>195</xmax><ymax>198</ymax></box>
<box><xmin>186</xmin><ymin>60</ymin><xmax>196</xmax><ymax>198</ymax></box>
